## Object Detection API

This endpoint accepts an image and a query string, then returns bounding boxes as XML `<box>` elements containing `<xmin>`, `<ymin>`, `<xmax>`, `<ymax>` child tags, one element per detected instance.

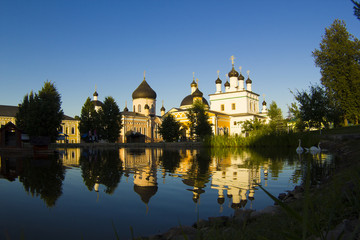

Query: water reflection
<box><xmin>0</xmin><ymin>153</ymin><xmax>64</xmax><ymax>207</ymax></box>
<box><xmin>0</xmin><ymin>147</ymin><xmax>336</xmax><ymax>239</ymax></box>
<box><xmin>80</xmin><ymin>148</ymin><xmax>123</xmax><ymax>195</ymax></box>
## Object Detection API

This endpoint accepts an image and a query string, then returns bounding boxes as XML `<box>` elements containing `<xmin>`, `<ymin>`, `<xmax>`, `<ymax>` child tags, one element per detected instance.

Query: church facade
<box><xmin>168</xmin><ymin>56</ymin><xmax>268</xmax><ymax>137</ymax></box>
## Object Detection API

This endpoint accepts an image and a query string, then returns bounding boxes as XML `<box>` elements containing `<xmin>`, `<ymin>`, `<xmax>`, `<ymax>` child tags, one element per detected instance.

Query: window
<box><xmin>133</xmin><ymin>105</ymin><xmax>135</xmax><ymax>112</ymax></box>
<box><xmin>232</xmin><ymin>103</ymin><xmax>236</xmax><ymax>110</ymax></box>
<box><xmin>138</xmin><ymin>104</ymin><xmax>141</xmax><ymax>112</ymax></box>
<box><xmin>221</xmin><ymin>104</ymin><xmax>224</xmax><ymax>111</ymax></box>
<box><xmin>71</xmin><ymin>127</ymin><xmax>75</xmax><ymax>134</ymax></box>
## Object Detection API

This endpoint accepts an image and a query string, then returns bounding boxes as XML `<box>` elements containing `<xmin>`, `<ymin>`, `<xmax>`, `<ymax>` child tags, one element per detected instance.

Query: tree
<box><xmin>79</xmin><ymin>97</ymin><xmax>101</xmax><ymax>141</ymax></box>
<box><xmin>292</xmin><ymin>84</ymin><xmax>339</xmax><ymax>130</ymax></box>
<box><xmin>267</xmin><ymin>101</ymin><xmax>285</xmax><ymax>131</ymax></box>
<box><xmin>313</xmin><ymin>19</ymin><xmax>360</xmax><ymax>125</ymax></box>
<box><xmin>352</xmin><ymin>0</ymin><xmax>360</xmax><ymax>20</ymax></box>
<box><xmin>158</xmin><ymin>114</ymin><xmax>181</xmax><ymax>142</ymax></box>
<box><xmin>100</xmin><ymin>96</ymin><xmax>122</xmax><ymax>143</ymax></box>
<box><xmin>16</xmin><ymin>81</ymin><xmax>64</xmax><ymax>142</ymax></box>
<box><xmin>241</xmin><ymin>117</ymin><xmax>267</xmax><ymax>133</ymax></box>
<box><xmin>186</xmin><ymin>100</ymin><xmax>212</xmax><ymax>141</ymax></box>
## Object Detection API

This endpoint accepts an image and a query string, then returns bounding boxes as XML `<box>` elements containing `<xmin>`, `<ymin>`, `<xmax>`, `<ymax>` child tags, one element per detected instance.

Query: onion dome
<box><xmin>228</xmin><ymin>66</ymin><xmax>239</xmax><ymax>78</ymax></box>
<box><xmin>144</xmin><ymin>104</ymin><xmax>149</xmax><ymax>109</ymax></box>
<box><xmin>133</xmin><ymin>185</ymin><xmax>158</xmax><ymax>204</ymax></box>
<box><xmin>190</xmin><ymin>80</ymin><xmax>197</xmax><ymax>87</ymax></box>
<box><xmin>132</xmin><ymin>79</ymin><xmax>157</xmax><ymax>99</ymax></box>
<box><xmin>91</xmin><ymin>100</ymin><xmax>103</xmax><ymax>107</ymax></box>
<box><xmin>160</xmin><ymin>105</ymin><xmax>165</xmax><ymax>111</ymax></box>
<box><xmin>238</xmin><ymin>74</ymin><xmax>245</xmax><ymax>80</ymax></box>
<box><xmin>262</xmin><ymin>100</ymin><xmax>267</xmax><ymax>106</ymax></box>
<box><xmin>180</xmin><ymin>95</ymin><xmax>209</xmax><ymax>107</ymax></box>
<box><xmin>246</xmin><ymin>77</ymin><xmax>252</xmax><ymax>84</ymax></box>
<box><xmin>215</xmin><ymin>77</ymin><xmax>222</xmax><ymax>84</ymax></box>
<box><xmin>93</xmin><ymin>91</ymin><xmax>98</xmax><ymax>96</ymax></box>
<box><xmin>192</xmin><ymin>88</ymin><xmax>203</xmax><ymax>97</ymax></box>
<box><xmin>224</xmin><ymin>81</ymin><xmax>230</xmax><ymax>87</ymax></box>
<box><xmin>124</xmin><ymin>106</ymin><xmax>129</xmax><ymax>112</ymax></box>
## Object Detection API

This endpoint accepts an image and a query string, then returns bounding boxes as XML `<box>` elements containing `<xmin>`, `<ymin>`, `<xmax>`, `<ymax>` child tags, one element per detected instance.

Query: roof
<box><xmin>0</xmin><ymin>105</ymin><xmax>19</xmax><ymax>117</ymax></box>
<box><xmin>180</xmin><ymin>94</ymin><xmax>209</xmax><ymax>107</ymax></box>
<box><xmin>132</xmin><ymin>79</ymin><xmax>157</xmax><ymax>99</ymax></box>
<box><xmin>0</xmin><ymin>105</ymin><xmax>77</xmax><ymax>121</ymax></box>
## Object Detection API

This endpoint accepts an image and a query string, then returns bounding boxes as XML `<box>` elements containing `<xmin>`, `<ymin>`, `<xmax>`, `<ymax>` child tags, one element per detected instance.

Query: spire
<box><xmin>144</xmin><ymin>70</ymin><xmax>146</xmax><ymax>80</ymax></box>
<box><xmin>230</xmin><ymin>55</ymin><xmax>235</xmax><ymax>67</ymax></box>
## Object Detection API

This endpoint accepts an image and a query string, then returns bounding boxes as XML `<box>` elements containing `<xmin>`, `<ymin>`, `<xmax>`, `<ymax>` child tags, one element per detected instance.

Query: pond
<box><xmin>0</xmin><ymin>147</ymin><xmax>334</xmax><ymax>240</ymax></box>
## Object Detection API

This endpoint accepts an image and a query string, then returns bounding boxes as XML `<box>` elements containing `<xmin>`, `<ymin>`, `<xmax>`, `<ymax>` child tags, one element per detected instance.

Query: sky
<box><xmin>1</xmin><ymin>0</ymin><xmax>359</xmax><ymax>118</ymax></box>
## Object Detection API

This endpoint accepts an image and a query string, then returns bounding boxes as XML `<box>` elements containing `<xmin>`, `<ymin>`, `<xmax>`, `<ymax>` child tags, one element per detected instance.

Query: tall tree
<box><xmin>16</xmin><ymin>81</ymin><xmax>64</xmax><ymax>142</ymax></box>
<box><xmin>100</xmin><ymin>96</ymin><xmax>122</xmax><ymax>143</ymax></box>
<box><xmin>158</xmin><ymin>113</ymin><xmax>181</xmax><ymax>142</ymax></box>
<box><xmin>79</xmin><ymin>97</ymin><xmax>101</xmax><ymax>141</ymax></box>
<box><xmin>313</xmin><ymin>19</ymin><xmax>360</xmax><ymax>125</ymax></box>
<box><xmin>267</xmin><ymin>101</ymin><xmax>285</xmax><ymax>131</ymax></box>
<box><xmin>186</xmin><ymin>100</ymin><xmax>212</xmax><ymax>141</ymax></box>
<box><xmin>352</xmin><ymin>0</ymin><xmax>360</xmax><ymax>20</ymax></box>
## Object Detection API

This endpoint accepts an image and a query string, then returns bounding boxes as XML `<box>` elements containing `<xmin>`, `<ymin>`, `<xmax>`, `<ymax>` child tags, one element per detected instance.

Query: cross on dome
<box><xmin>230</xmin><ymin>55</ymin><xmax>235</xmax><ymax>65</ymax></box>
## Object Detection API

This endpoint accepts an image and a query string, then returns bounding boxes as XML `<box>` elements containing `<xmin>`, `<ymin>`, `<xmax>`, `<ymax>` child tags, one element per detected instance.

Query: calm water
<box><xmin>0</xmin><ymin>147</ymin><xmax>334</xmax><ymax>240</ymax></box>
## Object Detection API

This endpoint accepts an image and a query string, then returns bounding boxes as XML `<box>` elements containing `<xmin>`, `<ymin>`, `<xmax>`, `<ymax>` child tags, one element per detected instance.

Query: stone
<box><xmin>278</xmin><ymin>193</ymin><xmax>287</xmax><ymax>200</ymax></box>
<box><xmin>250</xmin><ymin>205</ymin><xmax>281</xmax><ymax>219</ymax></box>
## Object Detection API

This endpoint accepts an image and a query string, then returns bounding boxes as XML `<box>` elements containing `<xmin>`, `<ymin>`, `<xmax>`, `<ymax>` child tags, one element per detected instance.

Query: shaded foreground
<box><xmin>136</xmin><ymin>136</ymin><xmax>360</xmax><ymax>240</ymax></box>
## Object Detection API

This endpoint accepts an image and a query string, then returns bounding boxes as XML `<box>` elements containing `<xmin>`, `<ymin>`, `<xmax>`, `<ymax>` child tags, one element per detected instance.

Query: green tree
<box><xmin>186</xmin><ymin>100</ymin><xmax>212</xmax><ymax>141</ymax></box>
<box><xmin>313</xmin><ymin>19</ymin><xmax>360</xmax><ymax>125</ymax></box>
<box><xmin>100</xmin><ymin>96</ymin><xmax>122</xmax><ymax>143</ymax></box>
<box><xmin>241</xmin><ymin>117</ymin><xmax>267</xmax><ymax>133</ymax></box>
<box><xmin>292</xmin><ymin>85</ymin><xmax>336</xmax><ymax>130</ymax></box>
<box><xmin>158</xmin><ymin>114</ymin><xmax>181</xmax><ymax>142</ymax></box>
<box><xmin>16</xmin><ymin>81</ymin><xmax>64</xmax><ymax>142</ymax></box>
<box><xmin>79</xmin><ymin>97</ymin><xmax>101</xmax><ymax>141</ymax></box>
<box><xmin>268</xmin><ymin>101</ymin><xmax>285</xmax><ymax>131</ymax></box>
<box><xmin>352</xmin><ymin>0</ymin><xmax>360</xmax><ymax>20</ymax></box>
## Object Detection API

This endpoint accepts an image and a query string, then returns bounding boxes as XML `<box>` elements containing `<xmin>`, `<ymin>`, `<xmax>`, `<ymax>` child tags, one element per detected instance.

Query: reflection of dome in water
<box><xmin>133</xmin><ymin>185</ymin><xmax>158</xmax><ymax>204</ymax></box>
<box><xmin>231</xmin><ymin>203</ymin><xmax>241</xmax><ymax>209</ymax></box>
<box><xmin>217</xmin><ymin>197</ymin><xmax>225</xmax><ymax>205</ymax></box>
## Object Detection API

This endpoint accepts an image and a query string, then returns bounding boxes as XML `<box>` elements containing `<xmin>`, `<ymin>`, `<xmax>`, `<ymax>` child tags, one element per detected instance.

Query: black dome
<box><xmin>160</xmin><ymin>106</ymin><xmax>165</xmax><ymax>111</ymax></box>
<box><xmin>215</xmin><ymin>77</ymin><xmax>222</xmax><ymax>84</ymax></box>
<box><xmin>132</xmin><ymin>80</ymin><xmax>157</xmax><ymax>99</ymax></box>
<box><xmin>246</xmin><ymin>77</ymin><xmax>252</xmax><ymax>84</ymax></box>
<box><xmin>238</xmin><ymin>74</ymin><xmax>245</xmax><ymax>80</ymax></box>
<box><xmin>93</xmin><ymin>91</ymin><xmax>98</xmax><ymax>96</ymax></box>
<box><xmin>224</xmin><ymin>81</ymin><xmax>230</xmax><ymax>87</ymax></box>
<box><xmin>192</xmin><ymin>88</ymin><xmax>203</xmax><ymax>97</ymax></box>
<box><xmin>228</xmin><ymin>66</ymin><xmax>239</xmax><ymax>78</ymax></box>
<box><xmin>180</xmin><ymin>94</ymin><xmax>209</xmax><ymax>107</ymax></box>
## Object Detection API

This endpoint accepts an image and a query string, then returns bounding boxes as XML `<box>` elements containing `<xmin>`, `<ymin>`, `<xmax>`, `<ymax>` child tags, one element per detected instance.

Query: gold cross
<box><xmin>230</xmin><ymin>55</ymin><xmax>235</xmax><ymax>65</ymax></box>
<box><xmin>217</xmin><ymin>70</ymin><xmax>220</xmax><ymax>77</ymax></box>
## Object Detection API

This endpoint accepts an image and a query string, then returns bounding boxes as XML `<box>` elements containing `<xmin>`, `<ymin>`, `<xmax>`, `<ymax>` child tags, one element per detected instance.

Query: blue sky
<box><xmin>1</xmin><ymin>0</ymin><xmax>359</xmax><ymax>117</ymax></box>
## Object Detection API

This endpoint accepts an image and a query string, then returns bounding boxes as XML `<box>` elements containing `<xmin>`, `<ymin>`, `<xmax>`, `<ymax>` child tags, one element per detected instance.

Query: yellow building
<box><xmin>0</xmin><ymin>104</ymin><xmax>80</xmax><ymax>143</ymax></box>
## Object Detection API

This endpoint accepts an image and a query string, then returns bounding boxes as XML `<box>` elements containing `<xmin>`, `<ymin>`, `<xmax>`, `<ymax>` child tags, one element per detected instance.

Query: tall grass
<box><xmin>205</xmin><ymin>130</ymin><xmax>320</xmax><ymax>149</ymax></box>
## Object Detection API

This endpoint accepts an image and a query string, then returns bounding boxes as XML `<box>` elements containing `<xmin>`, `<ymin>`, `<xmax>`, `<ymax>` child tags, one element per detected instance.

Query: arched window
<box><xmin>138</xmin><ymin>104</ymin><xmax>141</xmax><ymax>112</ymax></box>
<box><xmin>133</xmin><ymin>105</ymin><xmax>135</xmax><ymax>112</ymax></box>
<box><xmin>71</xmin><ymin>127</ymin><xmax>75</xmax><ymax>134</ymax></box>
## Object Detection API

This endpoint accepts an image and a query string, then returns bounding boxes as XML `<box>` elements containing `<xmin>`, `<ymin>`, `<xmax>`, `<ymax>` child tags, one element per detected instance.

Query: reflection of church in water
<box><xmin>210</xmin><ymin>152</ymin><xmax>261</xmax><ymax>211</ymax></box>
<box><xmin>119</xmin><ymin>148</ymin><xmax>162</xmax><ymax>212</ymax></box>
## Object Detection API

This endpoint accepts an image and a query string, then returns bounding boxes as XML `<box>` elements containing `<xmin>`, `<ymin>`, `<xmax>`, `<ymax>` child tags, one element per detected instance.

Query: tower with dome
<box><xmin>120</xmin><ymin>71</ymin><xmax>163</xmax><ymax>143</ymax></box>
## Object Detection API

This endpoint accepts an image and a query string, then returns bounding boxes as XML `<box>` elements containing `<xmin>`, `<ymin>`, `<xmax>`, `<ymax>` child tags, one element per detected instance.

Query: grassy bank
<box><xmin>205</xmin><ymin>125</ymin><xmax>360</xmax><ymax>148</ymax></box>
